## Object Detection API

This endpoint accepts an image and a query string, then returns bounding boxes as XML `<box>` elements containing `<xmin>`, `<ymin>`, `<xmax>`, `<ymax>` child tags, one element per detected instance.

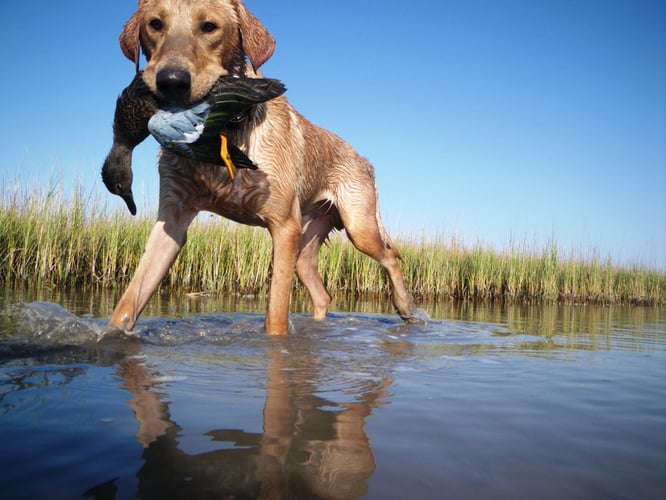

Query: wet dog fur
<box><xmin>109</xmin><ymin>0</ymin><xmax>423</xmax><ymax>334</ymax></box>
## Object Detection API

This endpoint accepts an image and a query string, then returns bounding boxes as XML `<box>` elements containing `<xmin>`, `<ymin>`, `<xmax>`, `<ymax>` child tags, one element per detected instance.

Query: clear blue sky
<box><xmin>0</xmin><ymin>0</ymin><xmax>664</xmax><ymax>269</ymax></box>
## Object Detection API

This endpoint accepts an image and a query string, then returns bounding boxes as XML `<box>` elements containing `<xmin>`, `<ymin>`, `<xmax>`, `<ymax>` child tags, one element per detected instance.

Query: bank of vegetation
<box><xmin>1</xmin><ymin>183</ymin><xmax>664</xmax><ymax>306</ymax></box>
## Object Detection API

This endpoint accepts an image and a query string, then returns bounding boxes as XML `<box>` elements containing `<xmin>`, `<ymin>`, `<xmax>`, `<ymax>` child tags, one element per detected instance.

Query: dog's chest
<box><xmin>159</xmin><ymin>153</ymin><xmax>270</xmax><ymax>226</ymax></box>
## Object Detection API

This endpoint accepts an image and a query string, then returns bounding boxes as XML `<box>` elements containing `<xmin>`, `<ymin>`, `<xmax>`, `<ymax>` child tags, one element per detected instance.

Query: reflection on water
<box><xmin>116</xmin><ymin>336</ymin><xmax>383</xmax><ymax>499</ymax></box>
<box><xmin>0</xmin><ymin>291</ymin><xmax>664</xmax><ymax>499</ymax></box>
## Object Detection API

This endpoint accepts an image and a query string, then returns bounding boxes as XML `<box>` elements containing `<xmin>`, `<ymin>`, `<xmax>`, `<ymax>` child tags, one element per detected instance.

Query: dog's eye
<box><xmin>201</xmin><ymin>21</ymin><xmax>218</xmax><ymax>33</ymax></box>
<box><xmin>149</xmin><ymin>18</ymin><xmax>163</xmax><ymax>31</ymax></box>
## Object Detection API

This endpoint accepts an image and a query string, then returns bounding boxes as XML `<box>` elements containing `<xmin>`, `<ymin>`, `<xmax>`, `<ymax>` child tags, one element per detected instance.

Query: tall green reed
<box><xmin>1</xmin><ymin>181</ymin><xmax>664</xmax><ymax>305</ymax></box>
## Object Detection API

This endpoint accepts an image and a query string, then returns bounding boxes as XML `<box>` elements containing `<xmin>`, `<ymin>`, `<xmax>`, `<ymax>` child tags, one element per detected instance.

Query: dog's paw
<box><xmin>401</xmin><ymin>307</ymin><xmax>430</xmax><ymax>324</ymax></box>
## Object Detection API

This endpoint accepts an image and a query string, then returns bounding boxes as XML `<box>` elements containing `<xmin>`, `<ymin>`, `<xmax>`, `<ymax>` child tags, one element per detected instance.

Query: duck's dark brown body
<box><xmin>101</xmin><ymin>73</ymin><xmax>285</xmax><ymax>215</ymax></box>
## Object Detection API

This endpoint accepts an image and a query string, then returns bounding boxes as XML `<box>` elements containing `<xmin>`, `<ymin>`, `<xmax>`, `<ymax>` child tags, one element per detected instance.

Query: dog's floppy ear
<box><xmin>119</xmin><ymin>12</ymin><xmax>142</xmax><ymax>69</ymax></box>
<box><xmin>236</xmin><ymin>3</ymin><xmax>276</xmax><ymax>71</ymax></box>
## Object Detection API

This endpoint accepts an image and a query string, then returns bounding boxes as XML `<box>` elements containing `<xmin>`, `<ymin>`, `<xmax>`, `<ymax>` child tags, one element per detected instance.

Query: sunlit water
<box><xmin>0</xmin><ymin>289</ymin><xmax>664</xmax><ymax>499</ymax></box>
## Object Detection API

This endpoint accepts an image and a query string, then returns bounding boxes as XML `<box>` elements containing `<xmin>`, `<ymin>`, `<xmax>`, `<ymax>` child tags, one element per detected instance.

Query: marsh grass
<box><xmin>1</xmin><ymin>182</ymin><xmax>664</xmax><ymax>305</ymax></box>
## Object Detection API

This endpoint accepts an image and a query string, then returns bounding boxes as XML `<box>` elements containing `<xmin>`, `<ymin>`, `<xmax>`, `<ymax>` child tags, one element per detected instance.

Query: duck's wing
<box><xmin>147</xmin><ymin>102</ymin><xmax>210</xmax><ymax>157</ymax></box>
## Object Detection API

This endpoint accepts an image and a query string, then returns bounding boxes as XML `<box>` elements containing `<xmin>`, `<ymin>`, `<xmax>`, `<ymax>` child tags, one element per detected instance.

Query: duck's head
<box><xmin>101</xmin><ymin>143</ymin><xmax>137</xmax><ymax>216</ymax></box>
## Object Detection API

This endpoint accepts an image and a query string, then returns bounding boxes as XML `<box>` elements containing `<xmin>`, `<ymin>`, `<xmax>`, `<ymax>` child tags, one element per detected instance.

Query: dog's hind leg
<box><xmin>337</xmin><ymin>184</ymin><xmax>425</xmax><ymax>323</ymax></box>
<box><xmin>296</xmin><ymin>216</ymin><xmax>335</xmax><ymax>320</ymax></box>
<box><xmin>109</xmin><ymin>208</ymin><xmax>196</xmax><ymax>330</ymax></box>
<box><xmin>349</xmin><ymin>227</ymin><xmax>420</xmax><ymax>321</ymax></box>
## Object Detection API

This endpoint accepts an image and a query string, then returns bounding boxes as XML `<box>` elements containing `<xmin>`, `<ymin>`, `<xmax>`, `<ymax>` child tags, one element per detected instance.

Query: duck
<box><xmin>101</xmin><ymin>73</ymin><xmax>286</xmax><ymax>215</ymax></box>
<box><xmin>101</xmin><ymin>72</ymin><xmax>154</xmax><ymax>215</ymax></box>
<box><xmin>148</xmin><ymin>76</ymin><xmax>286</xmax><ymax>177</ymax></box>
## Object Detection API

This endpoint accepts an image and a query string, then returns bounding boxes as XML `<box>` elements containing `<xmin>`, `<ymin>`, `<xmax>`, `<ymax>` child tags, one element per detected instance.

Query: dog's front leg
<box><xmin>265</xmin><ymin>220</ymin><xmax>301</xmax><ymax>334</ymax></box>
<box><xmin>109</xmin><ymin>210</ymin><xmax>196</xmax><ymax>330</ymax></box>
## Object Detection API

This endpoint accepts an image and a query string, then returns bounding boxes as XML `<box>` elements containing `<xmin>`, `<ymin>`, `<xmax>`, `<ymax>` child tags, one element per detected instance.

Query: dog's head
<box><xmin>120</xmin><ymin>0</ymin><xmax>275</xmax><ymax>104</ymax></box>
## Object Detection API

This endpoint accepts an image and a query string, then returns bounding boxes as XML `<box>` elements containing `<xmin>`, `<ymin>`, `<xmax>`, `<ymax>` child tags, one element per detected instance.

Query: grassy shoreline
<box><xmin>1</xmin><ymin>184</ymin><xmax>664</xmax><ymax>306</ymax></box>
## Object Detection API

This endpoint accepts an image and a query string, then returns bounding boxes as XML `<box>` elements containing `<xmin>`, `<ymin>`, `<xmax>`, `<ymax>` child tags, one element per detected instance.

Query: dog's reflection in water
<box><xmin>115</xmin><ymin>343</ymin><xmax>390</xmax><ymax>499</ymax></box>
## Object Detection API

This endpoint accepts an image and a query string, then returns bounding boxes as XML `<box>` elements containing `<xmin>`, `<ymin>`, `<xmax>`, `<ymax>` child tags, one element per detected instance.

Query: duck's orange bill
<box><xmin>219</xmin><ymin>134</ymin><xmax>236</xmax><ymax>180</ymax></box>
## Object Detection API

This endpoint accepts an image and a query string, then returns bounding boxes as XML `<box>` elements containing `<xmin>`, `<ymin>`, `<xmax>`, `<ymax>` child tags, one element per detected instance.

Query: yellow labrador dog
<box><xmin>109</xmin><ymin>0</ymin><xmax>425</xmax><ymax>334</ymax></box>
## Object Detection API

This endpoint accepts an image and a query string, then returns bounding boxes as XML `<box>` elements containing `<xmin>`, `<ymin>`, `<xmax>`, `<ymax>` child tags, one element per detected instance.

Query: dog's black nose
<box><xmin>156</xmin><ymin>68</ymin><xmax>191</xmax><ymax>102</ymax></box>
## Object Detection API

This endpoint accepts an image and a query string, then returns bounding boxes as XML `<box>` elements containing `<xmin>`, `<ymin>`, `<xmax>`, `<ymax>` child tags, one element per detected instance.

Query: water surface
<box><xmin>0</xmin><ymin>291</ymin><xmax>664</xmax><ymax>499</ymax></box>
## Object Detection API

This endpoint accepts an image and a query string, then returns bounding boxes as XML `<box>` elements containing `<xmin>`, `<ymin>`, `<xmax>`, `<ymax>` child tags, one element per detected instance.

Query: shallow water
<box><xmin>0</xmin><ymin>291</ymin><xmax>664</xmax><ymax>499</ymax></box>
